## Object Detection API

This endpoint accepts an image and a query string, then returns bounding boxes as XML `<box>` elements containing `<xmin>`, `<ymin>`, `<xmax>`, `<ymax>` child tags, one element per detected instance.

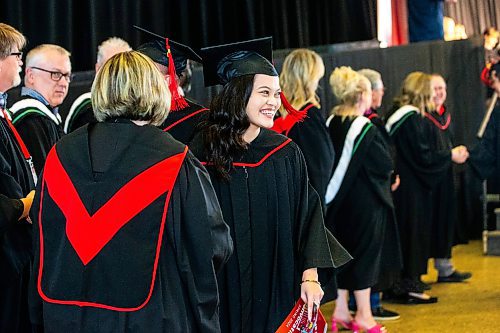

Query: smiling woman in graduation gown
<box><xmin>385</xmin><ymin>72</ymin><xmax>467</xmax><ymax>301</ymax></box>
<box><xmin>28</xmin><ymin>51</ymin><xmax>233</xmax><ymax>333</ymax></box>
<box><xmin>192</xmin><ymin>38</ymin><xmax>351</xmax><ymax>333</ymax></box>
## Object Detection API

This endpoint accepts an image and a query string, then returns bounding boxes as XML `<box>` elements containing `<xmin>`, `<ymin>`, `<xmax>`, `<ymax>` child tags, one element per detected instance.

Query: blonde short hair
<box><xmin>279</xmin><ymin>48</ymin><xmax>325</xmax><ymax>114</ymax></box>
<box><xmin>91</xmin><ymin>51</ymin><xmax>170</xmax><ymax>126</ymax></box>
<box><xmin>0</xmin><ymin>23</ymin><xmax>26</xmax><ymax>59</ymax></box>
<box><xmin>329</xmin><ymin>66</ymin><xmax>371</xmax><ymax>116</ymax></box>
<box><xmin>393</xmin><ymin>71</ymin><xmax>434</xmax><ymax>115</ymax></box>
<box><xmin>25</xmin><ymin>44</ymin><xmax>71</xmax><ymax>67</ymax></box>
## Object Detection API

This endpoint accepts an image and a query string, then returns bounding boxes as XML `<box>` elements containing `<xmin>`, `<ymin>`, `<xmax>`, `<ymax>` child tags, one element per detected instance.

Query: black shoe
<box><xmin>386</xmin><ymin>293</ymin><xmax>438</xmax><ymax>305</ymax></box>
<box><xmin>417</xmin><ymin>280</ymin><xmax>431</xmax><ymax>291</ymax></box>
<box><xmin>437</xmin><ymin>270</ymin><xmax>472</xmax><ymax>283</ymax></box>
<box><xmin>372</xmin><ymin>307</ymin><xmax>400</xmax><ymax>321</ymax></box>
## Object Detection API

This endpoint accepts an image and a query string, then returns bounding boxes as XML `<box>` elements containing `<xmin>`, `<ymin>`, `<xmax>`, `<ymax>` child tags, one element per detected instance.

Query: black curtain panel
<box><xmin>444</xmin><ymin>0</ymin><xmax>500</xmax><ymax>38</ymax></box>
<box><xmin>0</xmin><ymin>0</ymin><xmax>377</xmax><ymax>71</ymax></box>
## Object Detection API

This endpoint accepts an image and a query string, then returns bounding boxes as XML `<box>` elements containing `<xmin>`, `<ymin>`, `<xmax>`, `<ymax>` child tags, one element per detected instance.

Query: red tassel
<box><xmin>165</xmin><ymin>38</ymin><xmax>188</xmax><ymax>111</ymax></box>
<box><xmin>279</xmin><ymin>92</ymin><xmax>306</xmax><ymax>121</ymax></box>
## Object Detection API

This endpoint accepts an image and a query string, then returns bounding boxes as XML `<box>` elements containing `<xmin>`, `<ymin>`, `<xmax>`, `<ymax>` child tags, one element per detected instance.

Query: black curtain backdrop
<box><xmin>1</xmin><ymin>0</ymin><xmax>376</xmax><ymax>71</ymax></box>
<box><xmin>444</xmin><ymin>0</ymin><xmax>500</xmax><ymax>38</ymax></box>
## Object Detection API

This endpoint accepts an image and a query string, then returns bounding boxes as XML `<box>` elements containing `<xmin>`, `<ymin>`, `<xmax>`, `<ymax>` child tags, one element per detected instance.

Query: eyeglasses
<box><xmin>9</xmin><ymin>52</ymin><xmax>23</xmax><ymax>59</ymax></box>
<box><xmin>30</xmin><ymin>66</ymin><xmax>73</xmax><ymax>82</ymax></box>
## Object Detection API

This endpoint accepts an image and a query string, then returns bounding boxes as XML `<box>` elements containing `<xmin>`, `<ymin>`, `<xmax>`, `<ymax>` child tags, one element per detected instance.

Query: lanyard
<box><xmin>1</xmin><ymin>108</ymin><xmax>38</xmax><ymax>184</ymax></box>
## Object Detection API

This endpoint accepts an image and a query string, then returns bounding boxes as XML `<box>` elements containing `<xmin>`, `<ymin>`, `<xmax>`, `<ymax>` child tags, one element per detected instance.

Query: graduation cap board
<box><xmin>199</xmin><ymin>37</ymin><xmax>306</xmax><ymax>120</ymax></box>
<box><xmin>134</xmin><ymin>25</ymin><xmax>202</xmax><ymax>73</ymax></box>
<box><xmin>133</xmin><ymin>25</ymin><xmax>203</xmax><ymax>110</ymax></box>
<box><xmin>199</xmin><ymin>37</ymin><xmax>277</xmax><ymax>87</ymax></box>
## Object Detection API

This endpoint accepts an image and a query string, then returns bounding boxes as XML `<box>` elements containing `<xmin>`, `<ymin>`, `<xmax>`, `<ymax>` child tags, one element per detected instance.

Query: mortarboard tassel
<box><xmin>279</xmin><ymin>92</ymin><xmax>306</xmax><ymax>121</ymax></box>
<box><xmin>165</xmin><ymin>38</ymin><xmax>188</xmax><ymax>111</ymax></box>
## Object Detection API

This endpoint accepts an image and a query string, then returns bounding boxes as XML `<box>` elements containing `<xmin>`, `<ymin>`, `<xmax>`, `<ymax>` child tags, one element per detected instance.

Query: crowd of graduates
<box><xmin>2</xmin><ymin>21</ymin><xmax>500</xmax><ymax>333</ymax></box>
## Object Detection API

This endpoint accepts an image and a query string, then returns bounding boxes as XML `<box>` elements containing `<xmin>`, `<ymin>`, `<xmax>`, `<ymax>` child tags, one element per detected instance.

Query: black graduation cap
<box><xmin>133</xmin><ymin>25</ymin><xmax>203</xmax><ymax>110</ymax></box>
<box><xmin>133</xmin><ymin>25</ymin><xmax>202</xmax><ymax>73</ymax></box>
<box><xmin>200</xmin><ymin>37</ymin><xmax>278</xmax><ymax>87</ymax></box>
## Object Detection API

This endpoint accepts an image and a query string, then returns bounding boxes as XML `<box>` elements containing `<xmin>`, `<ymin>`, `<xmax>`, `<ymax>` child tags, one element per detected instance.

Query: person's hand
<box><xmin>391</xmin><ymin>174</ymin><xmax>400</xmax><ymax>192</ymax></box>
<box><xmin>300</xmin><ymin>268</ymin><xmax>324</xmax><ymax>321</ymax></box>
<box><xmin>451</xmin><ymin>145</ymin><xmax>469</xmax><ymax>164</ymax></box>
<box><xmin>19</xmin><ymin>190</ymin><xmax>35</xmax><ymax>222</ymax></box>
<box><xmin>445</xmin><ymin>0</ymin><xmax>458</xmax><ymax>3</ymax></box>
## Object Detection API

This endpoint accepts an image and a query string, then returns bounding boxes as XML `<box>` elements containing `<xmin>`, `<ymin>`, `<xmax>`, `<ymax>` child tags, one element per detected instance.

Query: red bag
<box><xmin>275</xmin><ymin>298</ymin><xmax>327</xmax><ymax>333</ymax></box>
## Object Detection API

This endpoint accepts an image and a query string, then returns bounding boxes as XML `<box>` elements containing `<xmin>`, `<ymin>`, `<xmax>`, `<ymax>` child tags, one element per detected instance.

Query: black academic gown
<box><xmin>469</xmin><ymin>104</ymin><xmax>500</xmax><ymax>180</ymax></box>
<box><xmin>11</xmin><ymin>97</ymin><xmax>64</xmax><ymax>175</ymax></box>
<box><xmin>160</xmin><ymin>99</ymin><xmax>208</xmax><ymax>145</ymax></box>
<box><xmin>423</xmin><ymin>109</ymin><xmax>457</xmax><ymax>259</ymax></box>
<box><xmin>64</xmin><ymin>93</ymin><xmax>94</xmax><ymax>134</ymax></box>
<box><xmin>389</xmin><ymin>108</ymin><xmax>450</xmax><ymax>278</ymax></box>
<box><xmin>0</xmin><ymin>113</ymin><xmax>35</xmax><ymax>333</ymax></box>
<box><xmin>273</xmin><ymin>103</ymin><xmax>335</xmax><ymax>210</ymax></box>
<box><xmin>363</xmin><ymin>109</ymin><xmax>402</xmax><ymax>291</ymax></box>
<box><xmin>190</xmin><ymin>128</ymin><xmax>351</xmax><ymax>333</ymax></box>
<box><xmin>365</xmin><ymin>109</ymin><xmax>391</xmax><ymax>143</ymax></box>
<box><xmin>325</xmin><ymin>116</ymin><xmax>401</xmax><ymax>291</ymax></box>
<box><xmin>29</xmin><ymin>121</ymin><xmax>233</xmax><ymax>333</ymax></box>
<box><xmin>0</xmin><ymin>194</ymin><xmax>23</xmax><ymax>230</ymax></box>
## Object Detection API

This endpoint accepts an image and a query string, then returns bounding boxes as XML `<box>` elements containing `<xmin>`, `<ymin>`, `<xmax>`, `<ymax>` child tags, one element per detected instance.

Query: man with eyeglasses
<box><xmin>9</xmin><ymin>44</ymin><xmax>71</xmax><ymax>175</ymax></box>
<box><xmin>0</xmin><ymin>23</ymin><xmax>36</xmax><ymax>333</ymax></box>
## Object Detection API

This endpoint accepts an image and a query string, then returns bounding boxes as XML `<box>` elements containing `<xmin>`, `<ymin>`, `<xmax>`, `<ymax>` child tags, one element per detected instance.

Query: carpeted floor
<box><xmin>320</xmin><ymin>240</ymin><xmax>500</xmax><ymax>332</ymax></box>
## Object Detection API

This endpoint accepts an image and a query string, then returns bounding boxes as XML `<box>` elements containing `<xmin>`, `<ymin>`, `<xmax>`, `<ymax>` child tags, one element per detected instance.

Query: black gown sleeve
<box><xmin>294</xmin><ymin>147</ymin><xmax>351</xmax><ymax>272</ymax></box>
<box><xmin>0</xmin><ymin>134</ymin><xmax>25</xmax><ymax>199</ymax></box>
<box><xmin>0</xmin><ymin>194</ymin><xmax>23</xmax><ymax>233</ymax></box>
<box><xmin>364</xmin><ymin>131</ymin><xmax>394</xmax><ymax>208</ymax></box>
<box><xmin>169</xmin><ymin>152</ymin><xmax>233</xmax><ymax>331</ymax></box>
<box><xmin>0</xmin><ymin>131</ymin><xmax>26</xmax><ymax>232</ymax></box>
<box><xmin>469</xmin><ymin>107</ymin><xmax>499</xmax><ymax>180</ymax></box>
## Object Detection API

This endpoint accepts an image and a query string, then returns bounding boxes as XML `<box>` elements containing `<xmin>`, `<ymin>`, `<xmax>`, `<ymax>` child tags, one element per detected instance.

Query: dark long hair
<box><xmin>201</xmin><ymin>74</ymin><xmax>255</xmax><ymax>180</ymax></box>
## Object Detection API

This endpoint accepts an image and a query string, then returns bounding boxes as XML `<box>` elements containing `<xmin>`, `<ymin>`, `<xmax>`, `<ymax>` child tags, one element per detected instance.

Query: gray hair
<box><xmin>96</xmin><ymin>37</ymin><xmax>132</xmax><ymax>66</ymax></box>
<box><xmin>25</xmin><ymin>44</ymin><xmax>71</xmax><ymax>67</ymax></box>
<box><xmin>357</xmin><ymin>68</ymin><xmax>383</xmax><ymax>90</ymax></box>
